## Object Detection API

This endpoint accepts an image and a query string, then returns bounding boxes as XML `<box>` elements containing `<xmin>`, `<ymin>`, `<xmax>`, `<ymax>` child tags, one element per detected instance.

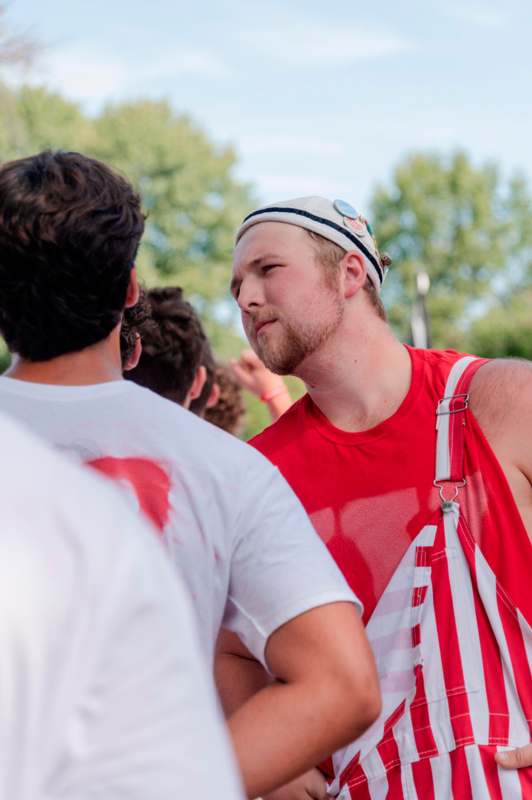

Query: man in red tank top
<box><xmin>223</xmin><ymin>197</ymin><xmax>532</xmax><ymax>799</ymax></box>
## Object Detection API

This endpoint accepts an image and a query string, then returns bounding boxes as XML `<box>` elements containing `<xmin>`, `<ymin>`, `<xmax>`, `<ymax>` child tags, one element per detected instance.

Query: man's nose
<box><xmin>237</xmin><ymin>276</ymin><xmax>263</xmax><ymax>313</ymax></box>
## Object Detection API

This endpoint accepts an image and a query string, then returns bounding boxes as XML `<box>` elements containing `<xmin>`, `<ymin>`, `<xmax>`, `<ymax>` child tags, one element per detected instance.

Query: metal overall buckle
<box><xmin>436</xmin><ymin>393</ymin><xmax>470</xmax><ymax>416</ymax></box>
<box><xmin>433</xmin><ymin>478</ymin><xmax>467</xmax><ymax>512</ymax></box>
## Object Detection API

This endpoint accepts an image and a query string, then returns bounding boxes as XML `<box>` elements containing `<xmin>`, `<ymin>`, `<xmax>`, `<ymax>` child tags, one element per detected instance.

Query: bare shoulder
<box><xmin>470</xmin><ymin>358</ymin><xmax>532</xmax><ymax>444</ymax></box>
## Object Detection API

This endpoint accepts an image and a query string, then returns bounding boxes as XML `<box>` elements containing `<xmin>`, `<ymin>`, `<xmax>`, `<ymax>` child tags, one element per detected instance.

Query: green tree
<box><xmin>90</xmin><ymin>100</ymin><xmax>254</xmax><ymax>354</ymax></box>
<box><xmin>466</xmin><ymin>290</ymin><xmax>532</xmax><ymax>360</ymax></box>
<box><xmin>370</xmin><ymin>151</ymin><xmax>532</xmax><ymax>348</ymax></box>
<box><xmin>0</xmin><ymin>85</ymin><xmax>95</xmax><ymax>160</ymax></box>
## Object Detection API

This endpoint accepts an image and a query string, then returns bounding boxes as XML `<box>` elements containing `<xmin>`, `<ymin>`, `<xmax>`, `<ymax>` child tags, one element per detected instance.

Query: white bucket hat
<box><xmin>235</xmin><ymin>196</ymin><xmax>391</xmax><ymax>293</ymax></box>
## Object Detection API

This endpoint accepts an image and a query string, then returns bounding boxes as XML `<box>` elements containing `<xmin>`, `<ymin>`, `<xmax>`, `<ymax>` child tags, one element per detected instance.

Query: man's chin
<box><xmin>259</xmin><ymin>349</ymin><xmax>303</xmax><ymax>376</ymax></box>
<box><xmin>256</xmin><ymin>347</ymin><xmax>280</xmax><ymax>374</ymax></box>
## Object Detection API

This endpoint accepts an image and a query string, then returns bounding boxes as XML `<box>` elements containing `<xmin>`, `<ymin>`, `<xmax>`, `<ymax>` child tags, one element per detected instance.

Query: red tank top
<box><xmin>250</xmin><ymin>346</ymin><xmax>532</xmax><ymax>626</ymax></box>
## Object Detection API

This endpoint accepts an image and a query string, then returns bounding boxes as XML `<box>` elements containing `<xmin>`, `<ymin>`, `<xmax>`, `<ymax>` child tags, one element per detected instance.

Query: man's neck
<box><xmin>297</xmin><ymin>317</ymin><xmax>412</xmax><ymax>433</ymax></box>
<box><xmin>5</xmin><ymin>331</ymin><xmax>123</xmax><ymax>386</ymax></box>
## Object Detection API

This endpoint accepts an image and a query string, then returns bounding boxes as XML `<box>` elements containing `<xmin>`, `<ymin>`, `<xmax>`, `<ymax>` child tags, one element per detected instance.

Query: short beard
<box><xmin>255</xmin><ymin>301</ymin><xmax>343</xmax><ymax>375</ymax></box>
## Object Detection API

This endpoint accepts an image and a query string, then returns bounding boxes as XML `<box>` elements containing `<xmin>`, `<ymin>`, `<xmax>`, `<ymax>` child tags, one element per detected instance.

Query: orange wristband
<box><xmin>260</xmin><ymin>387</ymin><xmax>288</xmax><ymax>403</ymax></box>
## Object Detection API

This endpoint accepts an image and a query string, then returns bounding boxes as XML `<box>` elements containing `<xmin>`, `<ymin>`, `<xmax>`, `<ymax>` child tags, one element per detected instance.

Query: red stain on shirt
<box><xmin>87</xmin><ymin>456</ymin><xmax>171</xmax><ymax>533</ymax></box>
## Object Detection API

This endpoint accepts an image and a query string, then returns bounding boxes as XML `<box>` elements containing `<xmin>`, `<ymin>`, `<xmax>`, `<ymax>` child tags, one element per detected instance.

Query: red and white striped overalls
<box><xmin>330</xmin><ymin>356</ymin><xmax>532</xmax><ymax>799</ymax></box>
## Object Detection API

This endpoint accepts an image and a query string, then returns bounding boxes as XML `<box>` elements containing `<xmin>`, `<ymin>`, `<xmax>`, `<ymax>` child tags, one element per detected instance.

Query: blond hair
<box><xmin>306</xmin><ymin>230</ymin><xmax>387</xmax><ymax>321</ymax></box>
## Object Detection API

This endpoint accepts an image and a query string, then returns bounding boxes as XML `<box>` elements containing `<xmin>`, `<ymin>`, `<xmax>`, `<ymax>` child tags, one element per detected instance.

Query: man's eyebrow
<box><xmin>249</xmin><ymin>253</ymin><xmax>281</xmax><ymax>266</ymax></box>
<box><xmin>230</xmin><ymin>253</ymin><xmax>282</xmax><ymax>295</ymax></box>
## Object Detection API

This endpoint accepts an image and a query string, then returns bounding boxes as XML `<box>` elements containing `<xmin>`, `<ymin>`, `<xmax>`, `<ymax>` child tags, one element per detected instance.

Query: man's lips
<box><xmin>254</xmin><ymin>319</ymin><xmax>277</xmax><ymax>336</ymax></box>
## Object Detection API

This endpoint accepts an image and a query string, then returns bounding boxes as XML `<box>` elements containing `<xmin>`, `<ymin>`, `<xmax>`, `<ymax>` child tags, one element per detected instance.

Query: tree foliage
<box><xmin>93</xmin><ymin>103</ymin><xmax>252</xmax><ymax>289</ymax></box>
<box><xmin>90</xmin><ymin>100</ymin><xmax>254</xmax><ymax>354</ymax></box>
<box><xmin>467</xmin><ymin>290</ymin><xmax>532</xmax><ymax>361</ymax></box>
<box><xmin>370</xmin><ymin>151</ymin><xmax>532</xmax><ymax>348</ymax></box>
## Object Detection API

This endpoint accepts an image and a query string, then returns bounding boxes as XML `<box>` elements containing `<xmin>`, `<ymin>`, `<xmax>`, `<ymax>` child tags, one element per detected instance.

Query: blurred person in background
<box><xmin>0</xmin><ymin>152</ymin><xmax>380</xmax><ymax>800</ymax></box>
<box><xmin>0</xmin><ymin>411</ymin><xmax>244</xmax><ymax>800</ymax></box>
<box><xmin>204</xmin><ymin>361</ymin><xmax>246</xmax><ymax>436</ymax></box>
<box><xmin>123</xmin><ymin>289</ymin><xmax>290</xmax><ymax>434</ymax></box>
<box><xmin>231</xmin><ymin>348</ymin><xmax>293</xmax><ymax>423</ymax></box>
<box><xmin>123</xmin><ymin>285</ymin><xmax>219</xmax><ymax>413</ymax></box>
<box><xmin>230</xmin><ymin>196</ymin><xmax>532</xmax><ymax>798</ymax></box>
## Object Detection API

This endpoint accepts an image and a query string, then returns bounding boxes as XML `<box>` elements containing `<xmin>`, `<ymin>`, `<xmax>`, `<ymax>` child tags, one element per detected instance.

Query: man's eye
<box><xmin>261</xmin><ymin>264</ymin><xmax>276</xmax><ymax>274</ymax></box>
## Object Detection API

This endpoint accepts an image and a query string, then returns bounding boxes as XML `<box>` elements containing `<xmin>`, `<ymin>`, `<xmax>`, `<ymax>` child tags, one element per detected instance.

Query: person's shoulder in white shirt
<box><xmin>0</xmin><ymin>411</ymin><xmax>243</xmax><ymax>800</ymax></box>
<box><xmin>0</xmin><ymin>375</ymin><xmax>360</xmax><ymax>666</ymax></box>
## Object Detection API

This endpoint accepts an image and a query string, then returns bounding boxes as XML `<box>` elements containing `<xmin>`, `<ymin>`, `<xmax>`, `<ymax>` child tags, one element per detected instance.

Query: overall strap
<box><xmin>434</xmin><ymin>356</ymin><xmax>486</xmax><ymax>491</ymax></box>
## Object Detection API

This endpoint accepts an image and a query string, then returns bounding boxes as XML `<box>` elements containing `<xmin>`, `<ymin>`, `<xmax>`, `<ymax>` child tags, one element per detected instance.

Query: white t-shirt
<box><xmin>0</xmin><ymin>411</ymin><xmax>244</xmax><ymax>800</ymax></box>
<box><xmin>0</xmin><ymin>377</ymin><xmax>359</xmax><ymax>663</ymax></box>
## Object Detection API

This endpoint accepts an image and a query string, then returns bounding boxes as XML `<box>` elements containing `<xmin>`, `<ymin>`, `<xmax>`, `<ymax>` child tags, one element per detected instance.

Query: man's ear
<box><xmin>125</xmin><ymin>267</ymin><xmax>140</xmax><ymax>308</ymax></box>
<box><xmin>184</xmin><ymin>365</ymin><xmax>207</xmax><ymax>409</ymax></box>
<box><xmin>123</xmin><ymin>333</ymin><xmax>142</xmax><ymax>372</ymax></box>
<box><xmin>342</xmin><ymin>252</ymin><xmax>366</xmax><ymax>299</ymax></box>
<box><xmin>206</xmin><ymin>381</ymin><xmax>221</xmax><ymax>409</ymax></box>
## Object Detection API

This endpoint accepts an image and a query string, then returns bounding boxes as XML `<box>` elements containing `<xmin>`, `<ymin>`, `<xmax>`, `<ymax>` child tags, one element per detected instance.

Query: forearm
<box><xmin>264</xmin><ymin>390</ymin><xmax>292</xmax><ymax>421</ymax></box>
<box><xmin>215</xmin><ymin>651</ymin><xmax>271</xmax><ymax>717</ymax></box>
<box><xmin>216</xmin><ymin>607</ymin><xmax>379</xmax><ymax>798</ymax></box>
<box><xmin>228</xmin><ymin>678</ymin><xmax>372</xmax><ymax>799</ymax></box>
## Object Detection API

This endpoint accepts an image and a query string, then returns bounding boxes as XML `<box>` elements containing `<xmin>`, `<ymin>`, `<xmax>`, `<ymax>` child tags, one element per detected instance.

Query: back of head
<box><xmin>126</xmin><ymin>286</ymin><xmax>215</xmax><ymax>409</ymax></box>
<box><xmin>0</xmin><ymin>150</ymin><xmax>145</xmax><ymax>361</ymax></box>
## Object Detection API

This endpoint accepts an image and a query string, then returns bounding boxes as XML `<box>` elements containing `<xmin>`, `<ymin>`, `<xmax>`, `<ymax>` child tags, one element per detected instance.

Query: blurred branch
<box><xmin>0</xmin><ymin>3</ymin><xmax>42</xmax><ymax>68</ymax></box>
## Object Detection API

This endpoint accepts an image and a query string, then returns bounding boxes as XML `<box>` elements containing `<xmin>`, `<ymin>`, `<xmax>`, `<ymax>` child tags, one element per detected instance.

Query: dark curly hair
<box><xmin>0</xmin><ymin>150</ymin><xmax>145</xmax><ymax>361</ymax></box>
<box><xmin>120</xmin><ymin>286</ymin><xmax>155</xmax><ymax>368</ymax></box>
<box><xmin>125</xmin><ymin>286</ymin><xmax>215</xmax><ymax>411</ymax></box>
<box><xmin>204</xmin><ymin>362</ymin><xmax>246</xmax><ymax>435</ymax></box>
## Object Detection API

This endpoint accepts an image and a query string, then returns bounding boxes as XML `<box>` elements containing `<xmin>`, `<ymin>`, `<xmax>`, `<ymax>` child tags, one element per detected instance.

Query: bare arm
<box><xmin>231</xmin><ymin>349</ymin><xmax>293</xmax><ymax>421</ymax></box>
<box><xmin>215</xmin><ymin>632</ymin><xmax>329</xmax><ymax>800</ymax></box>
<box><xmin>215</xmin><ymin>628</ymin><xmax>271</xmax><ymax>717</ymax></box>
<box><xmin>218</xmin><ymin>602</ymin><xmax>380</xmax><ymax>799</ymax></box>
<box><xmin>470</xmin><ymin>359</ymin><xmax>532</xmax><ymax>769</ymax></box>
<box><xmin>470</xmin><ymin>358</ymin><xmax>532</xmax><ymax>542</ymax></box>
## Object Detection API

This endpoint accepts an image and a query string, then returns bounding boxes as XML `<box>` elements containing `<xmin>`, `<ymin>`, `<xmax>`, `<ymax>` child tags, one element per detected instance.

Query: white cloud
<box><xmin>241</xmin><ymin>170</ymin><xmax>372</xmax><ymax>207</ymax></box>
<box><xmin>145</xmin><ymin>49</ymin><xmax>232</xmax><ymax>80</ymax></box>
<box><xmin>443</xmin><ymin>3</ymin><xmax>508</xmax><ymax>29</ymax></box>
<box><xmin>238</xmin><ymin>133</ymin><xmax>343</xmax><ymax>158</ymax></box>
<box><xmin>250</xmin><ymin>23</ymin><xmax>412</xmax><ymax>66</ymax></box>
<box><xmin>15</xmin><ymin>43</ymin><xmax>231</xmax><ymax>109</ymax></box>
<box><xmin>27</xmin><ymin>46</ymin><xmax>130</xmax><ymax>104</ymax></box>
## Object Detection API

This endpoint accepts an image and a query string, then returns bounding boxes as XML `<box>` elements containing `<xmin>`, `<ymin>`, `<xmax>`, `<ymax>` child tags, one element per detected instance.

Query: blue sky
<box><xmin>5</xmin><ymin>0</ymin><xmax>532</xmax><ymax>209</ymax></box>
